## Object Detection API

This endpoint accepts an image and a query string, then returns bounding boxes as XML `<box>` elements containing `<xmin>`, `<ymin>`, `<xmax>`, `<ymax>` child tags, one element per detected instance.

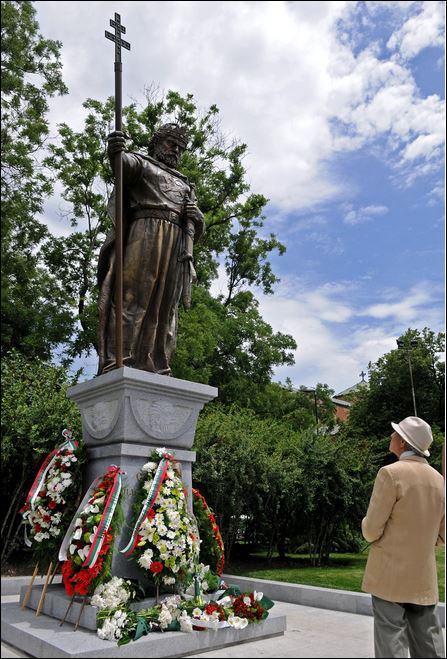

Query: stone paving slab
<box><xmin>2</xmin><ymin>576</ymin><xmax>62</xmax><ymax>596</ymax></box>
<box><xmin>186</xmin><ymin>601</ymin><xmax>376</xmax><ymax>658</ymax></box>
<box><xmin>222</xmin><ymin>574</ymin><xmax>446</xmax><ymax>627</ymax></box>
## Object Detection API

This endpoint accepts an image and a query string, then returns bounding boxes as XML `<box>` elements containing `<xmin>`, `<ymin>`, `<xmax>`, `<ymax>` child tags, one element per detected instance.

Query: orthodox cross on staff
<box><xmin>105</xmin><ymin>13</ymin><xmax>131</xmax><ymax>369</ymax></box>
<box><xmin>359</xmin><ymin>370</ymin><xmax>367</xmax><ymax>382</ymax></box>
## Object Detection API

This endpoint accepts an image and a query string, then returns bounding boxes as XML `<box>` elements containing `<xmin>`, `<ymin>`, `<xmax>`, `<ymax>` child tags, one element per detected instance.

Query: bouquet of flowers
<box><xmin>94</xmin><ymin>584</ymin><xmax>275</xmax><ymax>645</ymax></box>
<box><xmin>121</xmin><ymin>448</ymin><xmax>200</xmax><ymax>590</ymax></box>
<box><xmin>184</xmin><ymin>561</ymin><xmax>220</xmax><ymax>595</ymax></box>
<box><xmin>91</xmin><ymin>576</ymin><xmax>140</xmax><ymax>611</ymax></box>
<box><xmin>59</xmin><ymin>465</ymin><xmax>124</xmax><ymax>597</ymax></box>
<box><xmin>186</xmin><ymin>586</ymin><xmax>273</xmax><ymax>630</ymax></box>
<box><xmin>192</xmin><ymin>488</ymin><xmax>225</xmax><ymax>577</ymax></box>
<box><xmin>96</xmin><ymin>594</ymin><xmax>184</xmax><ymax>643</ymax></box>
<box><xmin>20</xmin><ymin>429</ymin><xmax>84</xmax><ymax>572</ymax></box>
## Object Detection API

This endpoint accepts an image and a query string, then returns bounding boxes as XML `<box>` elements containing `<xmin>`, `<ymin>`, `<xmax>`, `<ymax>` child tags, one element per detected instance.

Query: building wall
<box><xmin>335</xmin><ymin>404</ymin><xmax>350</xmax><ymax>422</ymax></box>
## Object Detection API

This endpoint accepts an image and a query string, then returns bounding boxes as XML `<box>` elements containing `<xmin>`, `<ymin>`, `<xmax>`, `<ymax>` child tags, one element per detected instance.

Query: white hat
<box><xmin>391</xmin><ymin>416</ymin><xmax>433</xmax><ymax>457</ymax></box>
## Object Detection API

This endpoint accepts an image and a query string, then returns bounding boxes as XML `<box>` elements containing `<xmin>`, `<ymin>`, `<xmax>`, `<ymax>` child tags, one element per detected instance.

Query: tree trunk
<box><xmin>1</xmin><ymin>489</ymin><xmax>26</xmax><ymax>564</ymax></box>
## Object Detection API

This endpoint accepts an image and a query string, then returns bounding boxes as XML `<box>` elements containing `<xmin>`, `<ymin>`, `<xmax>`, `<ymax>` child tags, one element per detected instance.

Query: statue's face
<box><xmin>154</xmin><ymin>136</ymin><xmax>184</xmax><ymax>169</ymax></box>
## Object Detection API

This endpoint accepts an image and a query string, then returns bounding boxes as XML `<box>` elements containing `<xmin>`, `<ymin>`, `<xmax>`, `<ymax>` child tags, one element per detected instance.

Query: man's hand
<box><xmin>107</xmin><ymin>130</ymin><xmax>127</xmax><ymax>158</ymax></box>
<box><xmin>185</xmin><ymin>203</ymin><xmax>205</xmax><ymax>240</ymax></box>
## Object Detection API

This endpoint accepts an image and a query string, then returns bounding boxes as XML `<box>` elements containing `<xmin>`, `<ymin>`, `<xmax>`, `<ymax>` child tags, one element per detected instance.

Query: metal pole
<box><xmin>105</xmin><ymin>13</ymin><xmax>130</xmax><ymax>371</ymax></box>
<box><xmin>407</xmin><ymin>351</ymin><xmax>417</xmax><ymax>416</ymax></box>
<box><xmin>114</xmin><ymin>61</ymin><xmax>123</xmax><ymax>369</ymax></box>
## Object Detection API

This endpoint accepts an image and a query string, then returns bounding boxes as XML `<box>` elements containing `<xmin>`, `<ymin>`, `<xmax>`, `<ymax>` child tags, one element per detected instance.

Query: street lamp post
<box><xmin>302</xmin><ymin>387</ymin><xmax>318</xmax><ymax>426</ymax></box>
<box><xmin>396</xmin><ymin>338</ymin><xmax>418</xmax><ymax>416</ymax></box>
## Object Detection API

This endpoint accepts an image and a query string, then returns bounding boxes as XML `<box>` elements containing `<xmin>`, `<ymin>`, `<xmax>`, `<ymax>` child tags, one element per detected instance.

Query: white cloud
<box><xmin>403</xmin><ymin>132</ymin><xmax>444</xmax><ymax>161</ymax></box>
<box><xmin>362</xmin><ymin>283</ymin><xmax>442</xmax><ymax>323</ymax></box>
<box><xmin>33</xmin><ymin>0</ymin><xmax>445</xmax><ymax>217</ymax></box>
<box><xmin>330</xmin><ymin>50</ymin><xmax>445</xmax><ymax>173</ymax></box>
<box><xmin>343</xmin><ymin>204</ymin><xmax>389</xmax><ymax>225</ymax></box>
<box><xmin>256</xmin><ymin>277</ymin><xmax>443</xmax><ymax>391</ymax></box>
<box><xmin>303</xmin><ymin>232</ymin><xmax>345</xmax><ymax>256</ymax></box>
<box><xmin>427</xmin><ymin>182</ymin><xmax>444</xmax><ymax>207</ymax></box>
<box><xmin>387</xmin><ymin>1</ymin><xmax>445</xmax><ymax>60</ymax></box>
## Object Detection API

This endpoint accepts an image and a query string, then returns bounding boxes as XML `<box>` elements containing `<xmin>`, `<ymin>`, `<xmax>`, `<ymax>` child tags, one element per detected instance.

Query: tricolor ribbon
<box><xmin>58</xmin><ymin>465</ymin><xmax>123</xmax><ymax>568</ymax></box>
<box><xmin>82</xmin><ymin>466</ymin><xmax>123</xmax><ymax>568</ymax></box>
<box><xmin>120</xmin><ymin>453</ymin><xmax>172</xmax><ymax>556</ymax></box>
<box><xmin>25</xmin><ymin>429</ymin><xmax>78</xmax><ymax>511</ymax></box>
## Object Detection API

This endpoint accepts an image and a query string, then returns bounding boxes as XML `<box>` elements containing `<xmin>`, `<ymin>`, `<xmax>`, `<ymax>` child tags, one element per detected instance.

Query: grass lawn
<box><xmin>227</xmin><ymin>547</ymin><xmax>445</xmax><ymax>602</ymax></box>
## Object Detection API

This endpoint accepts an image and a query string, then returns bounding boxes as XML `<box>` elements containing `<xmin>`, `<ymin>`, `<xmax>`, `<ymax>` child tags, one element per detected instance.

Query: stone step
<box><xmin>1</xmin><ymin>599</ymin><xmax>286</xmax><ymax>658</ymax></box>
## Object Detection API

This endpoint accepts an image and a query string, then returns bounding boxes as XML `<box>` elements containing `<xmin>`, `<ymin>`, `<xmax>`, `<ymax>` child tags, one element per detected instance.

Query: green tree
<box><xmin>193</xmin><ymin>405</ymin><xmax>278</xmax><ymax>560</ymax></box>
<box><xmin>171</xmin><ymin>288</ymin><xmax>296</xmax><ymax>405</ymax></box>
<box><xmin>1</xmin><ymin>351</ymin><xmax>82</xmax><ymax>565</ymax></box>
<box><xmin>294</xmin><ymin>429</ymin><xmax>370</xmax><ymax>566</ymax></box>
<box><xmin>193</xmin><ymin>406</ymin><xmax>370</xmax><ymax>565</ymax></box>
<box><xmin>346</xmin><ymin>327</ymin><xmax>445</xmax><ymax>472</ymax></box>
<box><xmin>1</xmin><ymin>0</ymin><xmax>72</xmax><ymax>359</ymax></box>
<box><xmin>348</xmin><ymin>328</ymin><xmax>445</xmax><ymax>438</ymax></box>
<box><xmin>245</xmin><ymin>380</ymin><xmax>335</xmax><ymax>431</ymax></box>
<box><xmin>43</xmin><ymin>98</ymin><xmax>116</xmax><ymax>357</ymax></box>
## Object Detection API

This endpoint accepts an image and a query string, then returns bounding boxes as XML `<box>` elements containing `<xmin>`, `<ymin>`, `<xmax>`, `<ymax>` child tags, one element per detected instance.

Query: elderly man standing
<box><xmin>362</xmin><ymin>416</ymin><xmax>445</xmax><ymax>658</ymax></box>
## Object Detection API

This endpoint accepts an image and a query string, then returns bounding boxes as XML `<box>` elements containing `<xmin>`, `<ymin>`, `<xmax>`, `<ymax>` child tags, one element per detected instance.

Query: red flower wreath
<box><xmin>61</xmin><ymin>531</ymin><xmax>112</xmax><ymax>596</ymax></box>
<box><xmin>192</xmin><ymin>488</ymin><xmax>225</xmax><ymax>576</ymax></box>
<box><xmin>61</xmin><ymin>467</ymin><xmax>121</xmax><ymax>597</ymax></box>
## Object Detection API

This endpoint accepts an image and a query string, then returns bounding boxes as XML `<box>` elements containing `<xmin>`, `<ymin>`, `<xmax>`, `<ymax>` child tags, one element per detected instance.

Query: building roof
<box><xmin>334</xmin><ymin>380</ymin><xmax>368</xmax><ymax>400</ymax></box>
<box><xmin>331</xmin><ymin>397</ymin><xmax>352</xmax><ymax>408</ymax></box>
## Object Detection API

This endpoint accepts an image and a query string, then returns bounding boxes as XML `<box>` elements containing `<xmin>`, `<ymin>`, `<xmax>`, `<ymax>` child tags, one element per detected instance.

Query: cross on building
<box><xmin>105</xmin><ymin>13</ymin><xmax>131</xmax><ymax>62</ymax></box>
<box><xmin>359</xmin><ymin>370</ymin><xmax>367</xmax><ymax>382</ymax></box>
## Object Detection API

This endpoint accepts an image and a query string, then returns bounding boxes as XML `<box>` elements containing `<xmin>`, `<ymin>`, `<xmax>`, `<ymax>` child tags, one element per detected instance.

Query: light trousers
<box><xmin>372</xmin><ymin>595</ymin><xmax>445</xmax><ymax>658</ymax></box>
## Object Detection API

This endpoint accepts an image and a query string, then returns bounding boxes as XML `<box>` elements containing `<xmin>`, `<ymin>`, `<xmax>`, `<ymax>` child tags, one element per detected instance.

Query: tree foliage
<box><xmin>193</xmin><ymin>405</ymin><xmax>369</xmax><ymax>565</ymax></box>
<box><xmin>1</xmin><ymin>0</ymin><xmax>72</xmax><ymax>359</ymax></box>
<box><xmin>347</xmin><ymin>328</ymin><xmax>445</xmax><ymax>438</ymax></box>
<box><xmin>1</xmin><ymin>351</ymin><xmax>82</xmax><ymax>564</ymax></box>
<box><xmin>249</xmin><ymin>380</ymin><xmax>336</xmax><ymax>431</ymax></box>
<box><xmin>344</xmin><ymin>327</ymin><xmax>445</xmax><ymax>474</ymax></box>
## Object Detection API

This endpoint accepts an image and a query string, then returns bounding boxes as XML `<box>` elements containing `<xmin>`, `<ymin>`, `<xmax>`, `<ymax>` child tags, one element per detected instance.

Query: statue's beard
<box><xmin>155</xmin><ymin>148</ymin><xmax>179</xmax><ymax>169</ymax></box>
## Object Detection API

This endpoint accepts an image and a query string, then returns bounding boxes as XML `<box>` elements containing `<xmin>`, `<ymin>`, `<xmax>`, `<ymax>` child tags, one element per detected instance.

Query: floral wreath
<box><xmin>121</xmin><ymin>448</ymin><xmax>200</xmax><ymax>589</ymax></box>
<box><xmin>20</xmin><ymin>429</ymin><xmax>84</xmax><ymax>572</ymax></box>
<box><xmin>59</xmin><ymin>465</ymin><xmax>124</xmax><ymax>596</ymax></box>
<box><xmin>192</xmin><ymin>488</ymin><xmax>225</xmax><ymax>576</ymax></box>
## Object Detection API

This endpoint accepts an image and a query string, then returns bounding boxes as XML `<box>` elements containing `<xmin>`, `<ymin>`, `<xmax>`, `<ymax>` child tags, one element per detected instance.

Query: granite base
<box><xmin>2</xmin><ymin>598</ymin><xmax>286</xmax><ymax>658</ymax></box>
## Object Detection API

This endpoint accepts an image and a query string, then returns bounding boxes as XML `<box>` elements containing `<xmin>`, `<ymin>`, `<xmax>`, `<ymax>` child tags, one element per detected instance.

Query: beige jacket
<box><xmin>362</xmin><ymin>455</ymin><xmax>445</xmax><ymax>604</ymax></box>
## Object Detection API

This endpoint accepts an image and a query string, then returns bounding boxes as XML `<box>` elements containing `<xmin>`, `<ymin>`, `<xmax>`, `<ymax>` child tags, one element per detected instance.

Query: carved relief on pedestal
<box><xmin>130</xmin><ymin>397</ymin><xmax>194</xmax><ymax>439</ymax></box>
<box><xmin>83</xmin><ymin>399</ymin><xmax>121</xmax><ymax>439</ymax></box>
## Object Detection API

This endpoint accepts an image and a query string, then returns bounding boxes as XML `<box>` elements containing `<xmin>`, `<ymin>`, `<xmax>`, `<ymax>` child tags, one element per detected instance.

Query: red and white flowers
<box><xmin>60</xmin><ymin>465</ymin><xmax>123</xmax><ymax>596</ymax></box>
<box><xmin>124</xmin><ymin>448</ymin><xmax>200</xmax><ymax>587</ymax></box>
<box><xmin>20</xmin><ymin>430</ymin><xmax>82</xmax><ymax>565</ymax></box>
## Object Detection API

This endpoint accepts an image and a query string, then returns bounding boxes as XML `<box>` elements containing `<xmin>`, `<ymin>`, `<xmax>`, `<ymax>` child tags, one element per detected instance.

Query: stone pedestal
<box><xmin>67</xmin><ymin>367</ymin><xmax>217</xmax><ymax>581</ymax></box>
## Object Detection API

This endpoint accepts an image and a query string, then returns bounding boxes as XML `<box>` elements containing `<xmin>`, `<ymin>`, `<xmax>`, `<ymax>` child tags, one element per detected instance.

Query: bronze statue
<box><xmin>97</xmin><ymin>123</ymin><xmax>205</xmax><ymax>375</ymax></box>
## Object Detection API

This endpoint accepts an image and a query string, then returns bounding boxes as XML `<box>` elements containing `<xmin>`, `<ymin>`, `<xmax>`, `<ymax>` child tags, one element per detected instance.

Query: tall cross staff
<box><xmin>105</xmin><ymin>13</ymin><xmax>130</xmax><ymax>369</ymax></box>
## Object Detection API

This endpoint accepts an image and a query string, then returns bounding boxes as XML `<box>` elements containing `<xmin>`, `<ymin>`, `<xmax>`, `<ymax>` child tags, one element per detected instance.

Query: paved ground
<box><xmin>2</xmin><ymin>593</ymin><xmax>375</xmax><ymax>658</ymax></box>
<box><xmin>185</xmin><ymin>600</ymin><xmax>375</xmax><ymax>658</ymax></box>
<box><xmin>2</xmin><ymin>593</ymin><xmax>444</xmax><ymax>658</ymax></box>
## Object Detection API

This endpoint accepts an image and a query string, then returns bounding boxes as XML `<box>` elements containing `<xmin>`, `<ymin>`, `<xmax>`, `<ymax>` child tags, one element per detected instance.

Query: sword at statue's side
<box><xmin>105</xmin><ymin>13</ymin><xmax>131</xmax><ymax>369</ymax></box>
<box><xmin>181</xmin><ymin>184</ymin><xmax>198</xmax><ymax>310</ymax></box>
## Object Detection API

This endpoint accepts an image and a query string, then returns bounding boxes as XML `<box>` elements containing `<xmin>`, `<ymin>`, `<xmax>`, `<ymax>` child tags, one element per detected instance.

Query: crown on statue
<box><xmin>153</xmin><ymin>123</ymin><xmax>188</xmax><ymax>149</ymax></box>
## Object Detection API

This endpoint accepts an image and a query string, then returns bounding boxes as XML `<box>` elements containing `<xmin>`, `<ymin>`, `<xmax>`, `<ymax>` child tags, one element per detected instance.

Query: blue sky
<box><xmin>35</xmin><ymin>1</ymin><xmax>445</xmax><ymax>393</ymax></box>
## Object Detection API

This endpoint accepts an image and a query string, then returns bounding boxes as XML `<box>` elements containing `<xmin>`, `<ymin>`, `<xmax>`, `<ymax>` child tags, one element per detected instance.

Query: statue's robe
<box><xmin>97</xmin><ymin>152</ymin><xmax>203</xmax><ymax>375</ymax></box>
